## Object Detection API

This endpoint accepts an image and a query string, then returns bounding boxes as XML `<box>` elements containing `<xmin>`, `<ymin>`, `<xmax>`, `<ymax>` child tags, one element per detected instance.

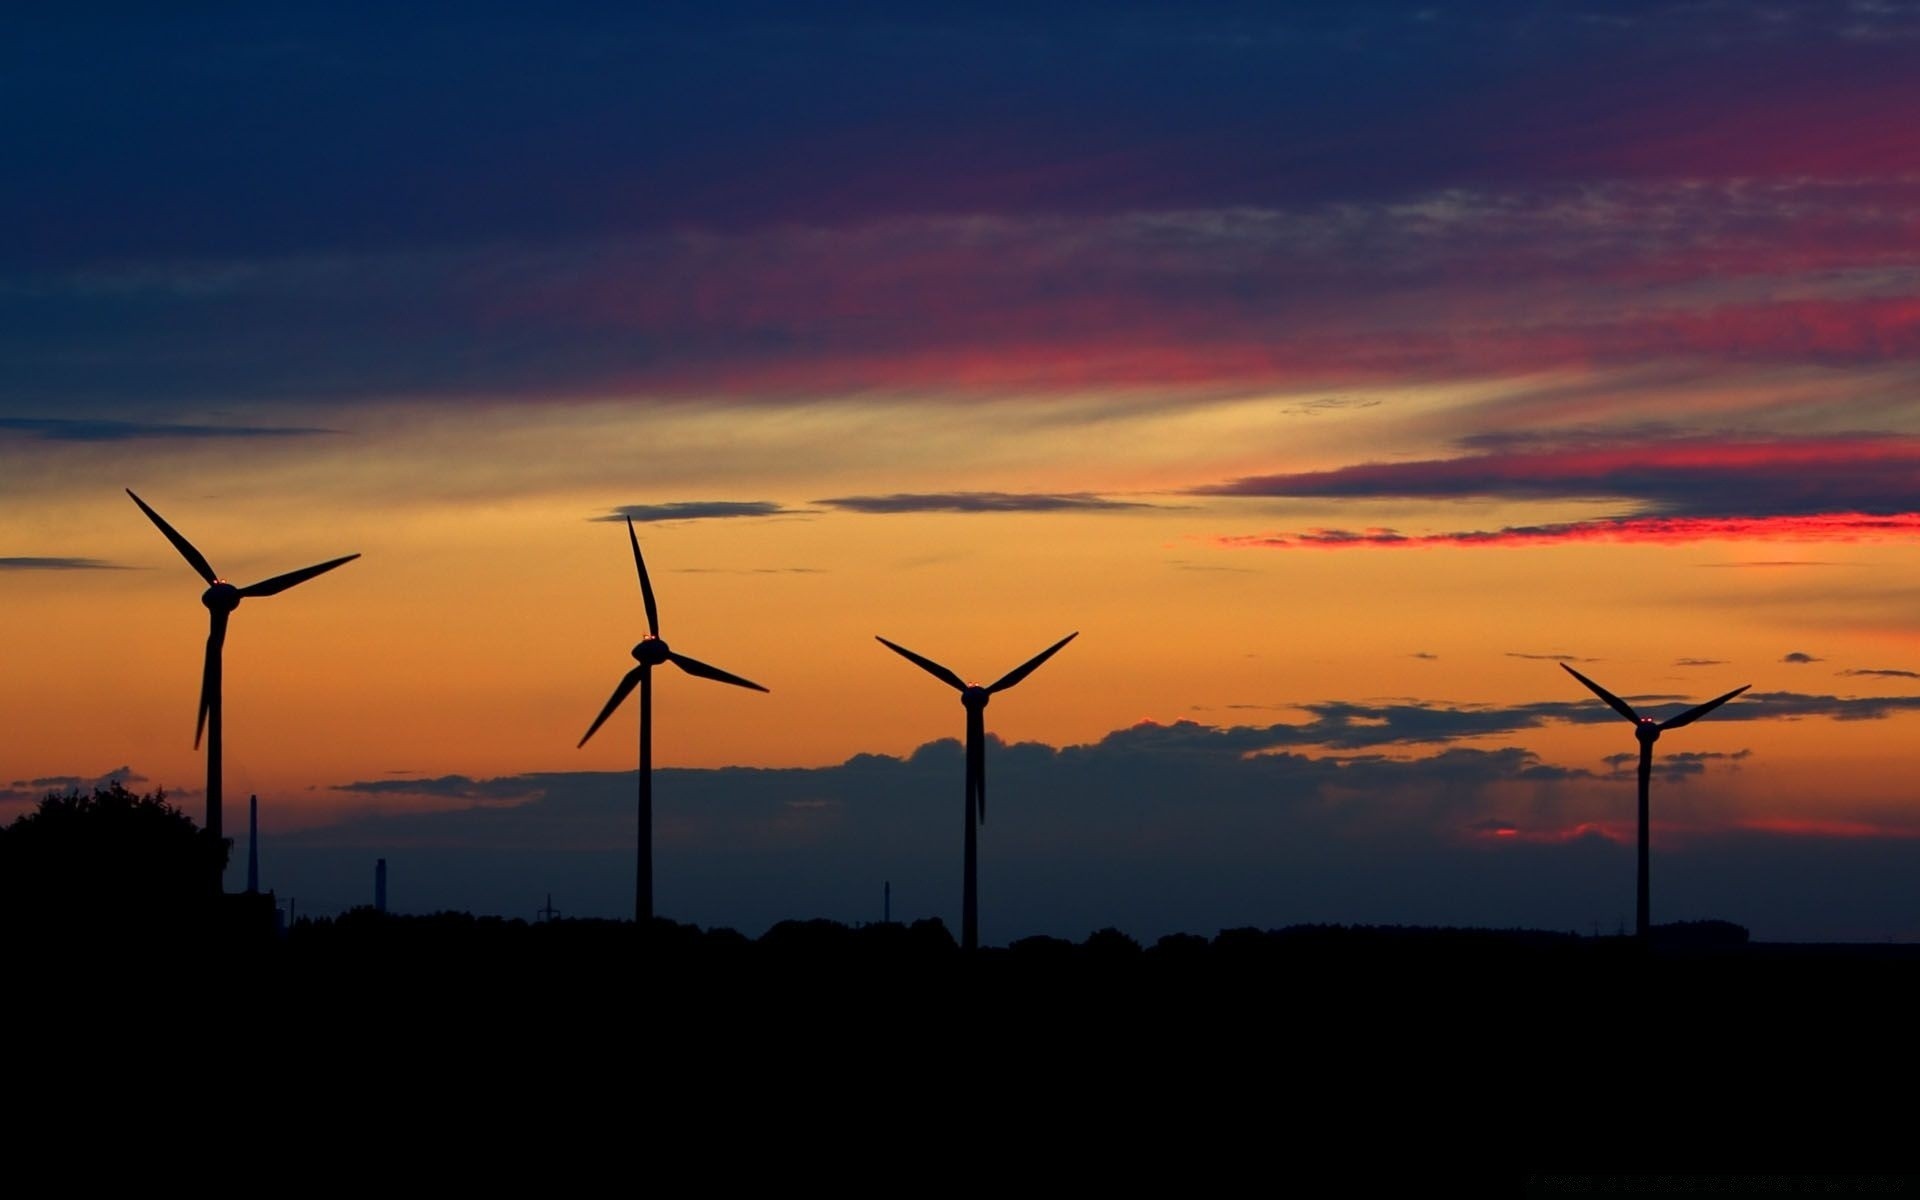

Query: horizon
<box><xmin>3</xmin><ymin>4</ymin><xmax>1918</xmax><ymax>943</ymax></box>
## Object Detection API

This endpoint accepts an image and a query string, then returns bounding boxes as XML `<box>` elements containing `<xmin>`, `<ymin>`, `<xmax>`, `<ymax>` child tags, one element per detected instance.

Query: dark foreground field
<box><xmin>12</xmin><ymin>911</ymin><xmax>1917</xmax><ymax>1188</ymax></box>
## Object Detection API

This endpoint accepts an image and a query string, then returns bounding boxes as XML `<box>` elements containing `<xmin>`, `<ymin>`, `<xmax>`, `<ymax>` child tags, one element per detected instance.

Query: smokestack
<box><xmin>246</xmin><ymin>794</ymin><xmax>260</xmax><ymax>894</ymax></box>
<box><xmin>375</xmin><ymin>858</ymin><xmax>388</xmax><ymax>914</ymax></box>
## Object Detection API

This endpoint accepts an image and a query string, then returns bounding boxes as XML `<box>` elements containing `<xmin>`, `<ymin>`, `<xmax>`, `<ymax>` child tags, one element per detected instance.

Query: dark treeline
<box><xmin>20</xmin><ymin>903</ymin><xmax>1915</xmax><ymax>1172</ymax></box>
<box><xmin>8</xmin><ymin>784</ymin><xmax>1913</xmax><ymax>1179</ymax></box>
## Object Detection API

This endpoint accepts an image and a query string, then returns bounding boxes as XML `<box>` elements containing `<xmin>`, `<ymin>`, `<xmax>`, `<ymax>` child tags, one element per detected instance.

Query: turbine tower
<box><xmin>127</xmin><ymin>489</ymin><xmax>358</xmax><ymax>891</ymax></box>
<box><xmin>1561</xmin><ymin>663</ymin><xmax>1748</xmax><ymax>942</ymax></box>
<box><xmin>578</xmin><ymin>518</ymin><xmax>768</xmax><ymax>925</ymax></box>
<box><xmin>876</xmin><ymin>632</ymin><xmax>1076</xmax><ymax>951</ymax></box>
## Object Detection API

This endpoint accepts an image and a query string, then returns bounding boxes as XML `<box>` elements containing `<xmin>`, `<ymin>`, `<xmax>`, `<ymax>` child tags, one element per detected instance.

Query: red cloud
<box><xmin>1204</xmin><ymin>432</ymin><xmax>1920</xmax><ymax>548</ymax></box>
<box><xmin>1220</xmin><ymin>513</ymin><xmax>1920</xmax><ymax>550</ymax></box>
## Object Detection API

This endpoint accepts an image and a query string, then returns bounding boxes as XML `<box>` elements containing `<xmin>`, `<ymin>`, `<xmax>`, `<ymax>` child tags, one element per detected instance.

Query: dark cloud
<box><xmin>595</xmin><ymin>502</ymin><xmax>802</xmax><ymax>523</ymax></box>
<box><xmin>1221</xmin><ymin>514</ymin><xmax>1920</xmax><ymax>550</ymax></box>
<box><xmin>10</xmin><ymin>4</ymin><xmax>1916</xmax><ymax>268</ymax></box>
<box><xmin>815</xmin><ymin>492</ymin><xmax>1154</xmax><ymax>514</ymax></box>
<box><xmin>1783</xmin><ymin>652</ymin><xmax>1822</xmax><ymax>664</ymax></box>
<box><xmin>329</xmin><ymin>775</ymin><xmax>542</xmax><ymax>801</ymax></box>
<box><xmin>1</xmin><ymin>765</ymin><xmax>150</xmax><ymax>806</ymax></box>
<box><xmin>0</xmin><ymin>417</ymin><xmax>332</xmax><ymax>441</ymax></box>
<box><xmin>1674</xmin><ymin>658</ymin><xmax>1727</xmax><ymax>667</ymax></box>
<box><xmin>308</xmin><ymin>732</ymin><xmax>1600</xmax><ymax>930</ymax></box>
<box><xmin>1203</xmin><ymin>433</ymin><xmax>1920</xmax><ymax>548</ymax></box>
<box><xmin>1602</xmin><ymin>749</ymin><xmax>1752</xmax><ymax>781</ymax></box>
<box><xmin>1410</xmin><ymin>652</ymin><xmax>1439</xmax><ymax>660</ymax></box>
<box><xmin>1507</xmin><ymin>652</ymin><xmax>1591</xmax><ymax>663</ymax></box>
<box><xmin>1840</xmin><ymin>668</ymin><xmax>1920</xmax><ymax>679</ymax></box>
<box><xmin>5</xmin><ymin>7</ymin><xmax>1919</xmax><ymax>409</ymax></box>
<box><xmin>286</xmin><ymin>698</ymin><xmax>1920</xmax><ymax>940</ymax></box>
<box><xmin>1200</xmin><ymin>433</ymin><xmax>1920</xmax><ymax>517</ymax></box>
<box><xmin>1734</xmin><ymin>692</ymin><xmax>1920</xmax><ymax>722</ymax></box>
<box><xmin>0</xmin><ymin>556</ymin><xmax>129</xmax><ymax>570</ymax></box>
<box><xmin>1097</xmin><ymin>690</ymin><xmax>1920</xmax><ymax>754</ymax></box>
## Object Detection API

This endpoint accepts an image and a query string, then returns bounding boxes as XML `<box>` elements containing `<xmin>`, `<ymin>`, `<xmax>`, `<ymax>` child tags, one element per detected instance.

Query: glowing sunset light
<box><xmin>3</xmin><ymin>4</ymin><xmax>1918</xmax><ymax>940</ymax></box>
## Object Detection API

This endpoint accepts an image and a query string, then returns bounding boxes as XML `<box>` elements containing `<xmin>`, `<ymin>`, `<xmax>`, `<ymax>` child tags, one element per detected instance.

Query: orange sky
<box><xmin>5</xmin><ymin>380</ymin><xmax>1917</xmax><ymax>841</ymax></box>
<box><xmin>5</xmin><ymin>6</ymin><xmax>1920</xmax><ymax>934</ymax></box>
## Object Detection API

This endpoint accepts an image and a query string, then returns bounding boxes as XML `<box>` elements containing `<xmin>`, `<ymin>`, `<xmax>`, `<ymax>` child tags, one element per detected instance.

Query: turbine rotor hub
<box><xmin>962</xmin><ymin>685</ymin><xmax>990</xmax><ymax>709</ymax></box>
<box><xmin>632</xmin><ymin>635</ymin><xmax>671</xmax><ymax>665</ymax></box>
<box><xmin>201</xmin><ymin>581</ymin><xmax>241</xmax><ymax>612</ymax></box>
<box><xmin>1636</xmin><ymin>719</ymin><xmax>1661</xmax><ymax>744</ymax></box>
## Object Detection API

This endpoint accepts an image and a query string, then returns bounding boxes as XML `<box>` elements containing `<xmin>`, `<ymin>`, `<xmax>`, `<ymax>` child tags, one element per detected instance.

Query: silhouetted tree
<box><xmin>0</xmin><ymin>782</ymin><xmax>229</xmax><ymax>938</ymax></box>
<box><xmin>1082</xmin><ymin>926</ymin><xmax>1142</xmax><ymax>958</ymax></box>
<box><xmin>1148</xmin><ymin>932</ymin><xmax>1209</xmax><ymax>961</ymax></box>
<box><xmin>905</xmin><ymin>916</ymin><xmax>957</xmax><ymax>955</ymax></box>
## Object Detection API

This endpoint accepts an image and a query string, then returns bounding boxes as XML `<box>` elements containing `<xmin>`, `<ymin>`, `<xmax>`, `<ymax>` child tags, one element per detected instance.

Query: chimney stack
<box><xmin>375</xmin><ymin>858</ymin><xmax>388</xmax><ymax>914</ymax></box>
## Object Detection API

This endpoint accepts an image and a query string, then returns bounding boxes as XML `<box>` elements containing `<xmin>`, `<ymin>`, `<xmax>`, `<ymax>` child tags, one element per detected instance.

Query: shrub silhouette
<box><xmin>0</xmin><ymin>782</ymin><xmax>229</xmax><ymax>937</ymax></box>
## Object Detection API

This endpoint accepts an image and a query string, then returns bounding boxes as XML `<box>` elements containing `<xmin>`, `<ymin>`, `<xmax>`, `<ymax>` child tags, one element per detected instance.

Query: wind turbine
<box><xmin>126</xmin><ymin>489</ymin><xmax>359</xmax><ymax>890</ymax></box>
<box><xmin>876</xmin><ymin>632</ymin><xmax>1077</xmax><ymax>951</ymax></box>
<box><xmin>1560</xmin><ymin>663</ymin><xmax>1749</xmax><ymax>942</ymax></box>
<box><xmin>578</xmin><ymin>518</ymin><xmax>768</xmax><ymax>925</ymax></box>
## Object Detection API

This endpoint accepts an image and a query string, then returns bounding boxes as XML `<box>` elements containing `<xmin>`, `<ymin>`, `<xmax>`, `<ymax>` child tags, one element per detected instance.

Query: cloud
<box><xmin>15</xmin><ymin>182</ymin><xmax>1920</xmax><ymax>405</ymax></box>
<box><xmin>1674</xmin><ymin>658</ymin><xmax>1727</xmax><ymax>667</ymax></box>
<box><xmin>1099</xmin><ymin>690</ymin><xmax>1920</xmax><ymax>754</ymax></box>
<box><xmin>0</xmin><ymin>417</ymin><xmax>332</xmax><ymax>441</ymax></box>
<box><xmin>1</xmin><ymin>765</ymin><xmax>151</xmax><ymax>806</ymax></box>
<box><xmin>0</xmin><ymin>556</ymin><xmax>129</xmax><ymax>570</ymax></box>
<box><xmin>287</xmin><ymin>694</ymin><xmax>1920</xmax><ymax>940</ymax></box>
<box><xmin>595</xmin><ymin>502</ymin><xmax>803</xmax><ymax>523</ymax></box>
<box><xmin>330</xmin><ymin>775</ymin><xmax>543</xmax><ymax>801</ymax></box>
<box><xmin>1218</xmin><ymin>514</ymin><xmax>1920</xmax><ymax>550</ymax></box>
<box><xmin>1783</xmin><ymin>652</ymin><xmax>1823</xmax><ymax>664</ymax></box>
<box><xmin>1203</xmin><ymin>433</ymin><xmax>1920</xmax><ymax>548</ymax></box>
<box><xmin>1507</xmin><ymin>652</ymin><xmax>1591</xmax><ymax>663</ymax></box>
<box><xmin>1602</xmin><ymin>749</ymin><xmax>1752</xmax><ymax>781</ymax></box>
<box><xmin>815</xmin><ymin>492</ymin><xmax>1154</xmax><ymax>514</ymax></box>
<box><xmin>1839</xmin><ymin>668</ymin><xmax>1920</xmax><ymax>679</ymax></box>
<box><xmin>7</xmin><ymin>7</ymin><xmax>1920</xmax><ymax>414</ymax></box>
<box><xmin>677</xmin><ymin>567</ymin><xmax>825</xmax><ymax>576</ymax></box>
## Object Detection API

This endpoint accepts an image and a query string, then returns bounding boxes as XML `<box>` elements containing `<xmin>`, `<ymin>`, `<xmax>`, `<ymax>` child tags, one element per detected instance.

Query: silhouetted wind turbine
<box><xmin>127</xmin><ymin>489</ymin><xmax>358</xmax><ymax>890</ymax></box>
<box><xmin>1561</xmin><ymin>663</ymin><xmax>1749</xmax><ymax>942</ymax></box>
<box><xmin>876</xmin><ymin>632</ymin><xmax>1076</xmax><ymax>951</ymax></box>
<box><xmin>578</xmin><ymin>518</ymin><xmax>768</xmax><ymax>925</ymax></box>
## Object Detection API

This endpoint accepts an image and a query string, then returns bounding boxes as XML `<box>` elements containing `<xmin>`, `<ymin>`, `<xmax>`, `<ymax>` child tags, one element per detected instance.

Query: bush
<box><xmin>0</xmin><ymin>782</ymin><xmax>228</xmax><ymax>934</ymax></box>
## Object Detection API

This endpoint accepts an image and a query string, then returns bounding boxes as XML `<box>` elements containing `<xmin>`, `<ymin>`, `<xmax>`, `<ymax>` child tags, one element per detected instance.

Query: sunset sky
<box><xmin>4</xmin><ymin>3</ymin><xmax>1918</xmax><ymax>938</ymax></box>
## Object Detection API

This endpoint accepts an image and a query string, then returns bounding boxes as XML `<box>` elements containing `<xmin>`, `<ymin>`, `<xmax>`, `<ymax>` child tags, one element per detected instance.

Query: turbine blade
<box><xmin>1560</xmin><ymin>663</ymin><xmax>1640</xmax><ymax>724</ymax></box>
<box><xmin>875</xmin><ymin>637</ymin><xmax>965</xmax><ymax>692</ymax></box>
<box><xmin>1659</xmin><ymin>684</ymin><xmax>1751</xmax><ymax>732</ymax></box>
<box><xmin>628</xmin><ymin>518</ymin><xmax>659</xmax><ymax>637</ymax></box>
<box><xmin>194</xmin><ymin>608</ymin><xmax>228</xmax><ymax>749</ymax></box>
<box><xmin>578</xmin><ymin>667</ymin><xmax>645</xmax><ymax>748</ymax></box>
<box><xmin>126</xmin><ymin>489</ymin><xmax>218</xmax><ymax>585</ymax></box>
<box><xmin>238</xmin><ymin>553</ymin><xmax>360</xmax><ymax>597</ymax></box>
<box><xmin>987</xmin><ymin>632</ymin><xmax>1078</xmax><ymax>694</ymax></box>
<box><xmin>669</xmin><ymin>652</ymin><xmax>769</xmax><ymax>693</ymax></box>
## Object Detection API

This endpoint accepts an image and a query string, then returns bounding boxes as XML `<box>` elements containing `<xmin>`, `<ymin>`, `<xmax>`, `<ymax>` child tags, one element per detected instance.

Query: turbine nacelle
<box><xmin>201</xmin><ymin>581</ymin><xmax>242</xmax><ymax>612</ymax></box>
<box><xmin>961</xmin><ymin>684</ymin><xmax>990</xmax><ymax>709</ymax></box>
<box><xmin>631</xmin><ymin>635</ymin><xmax>671</xmax><ymax>666</ymax></box>
<box><xmin>1636</xmin><ymin>718</ymin><xmax>1661</xmax><ymax>744</ymax></box>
